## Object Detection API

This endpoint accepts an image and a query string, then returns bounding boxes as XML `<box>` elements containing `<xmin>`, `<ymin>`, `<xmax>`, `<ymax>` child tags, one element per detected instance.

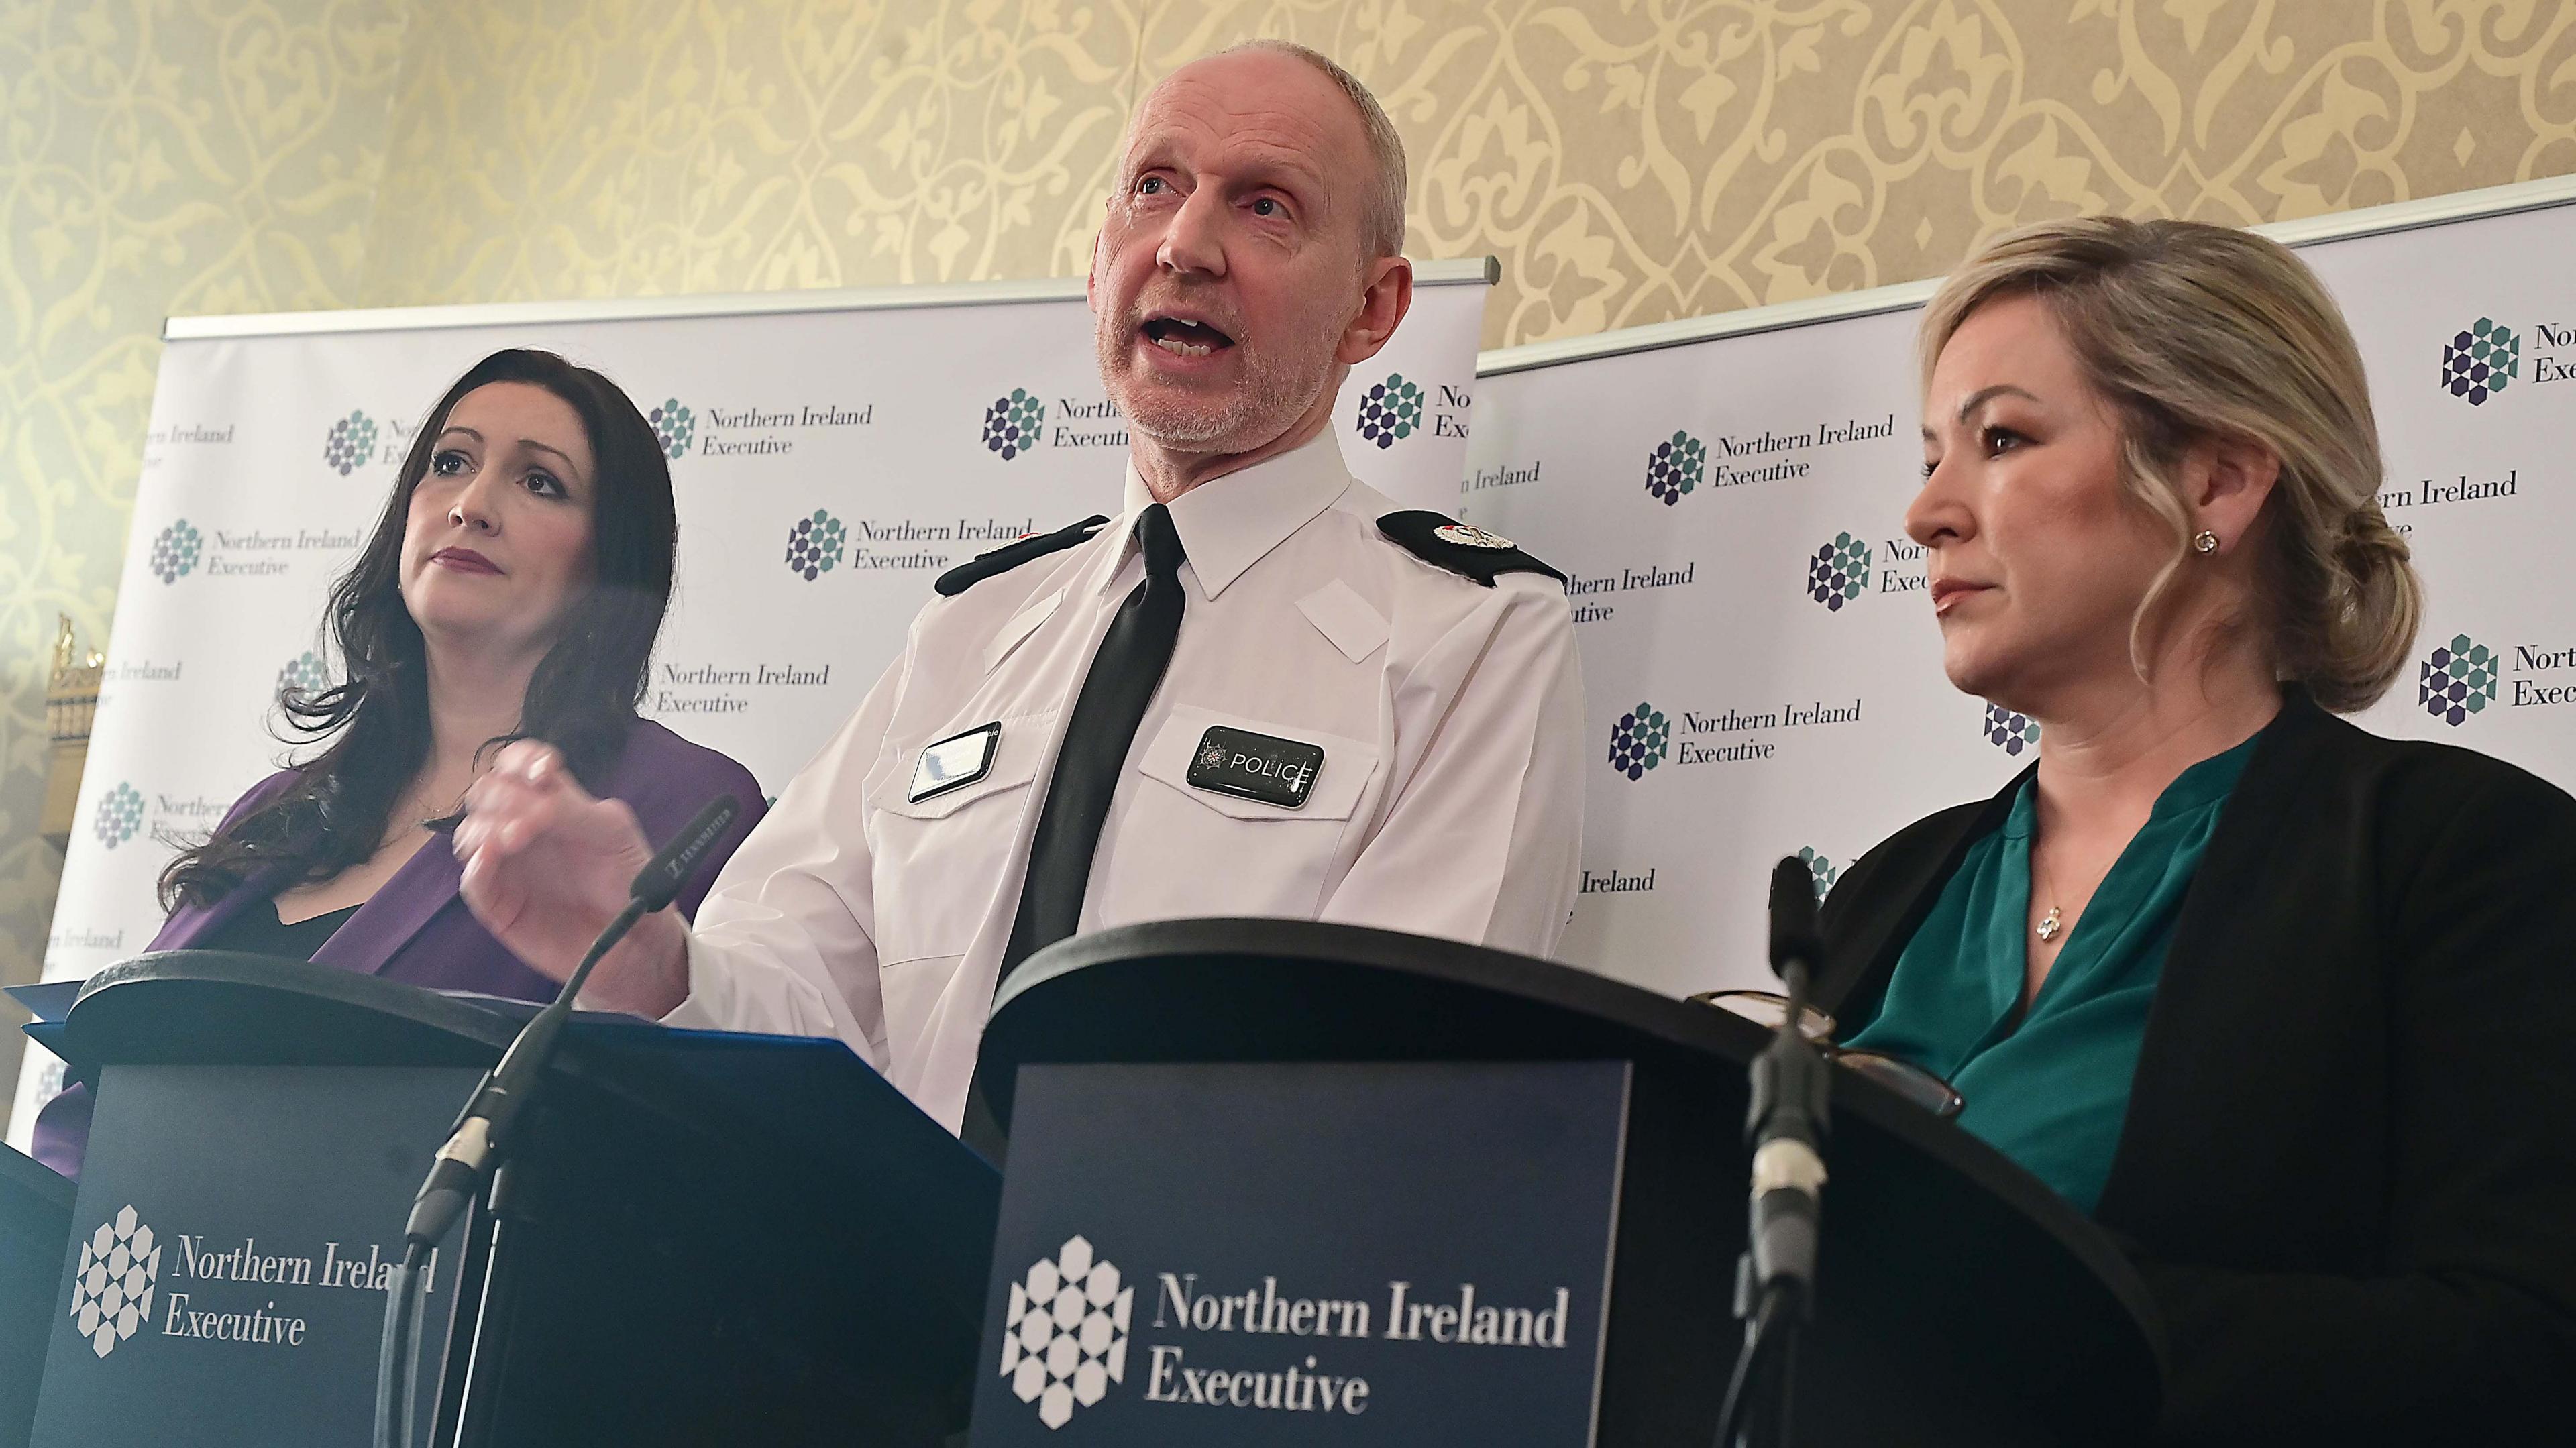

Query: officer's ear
<box><xmin>1336</xmin><ymin>256</ymin><xmax>1413</xmax><ymax>366</ymax></box>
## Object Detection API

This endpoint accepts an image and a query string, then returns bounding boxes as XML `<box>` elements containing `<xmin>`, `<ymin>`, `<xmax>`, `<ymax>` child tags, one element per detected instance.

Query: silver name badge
<box><xmin>908</xmin><ymin>721</ymin><xmax>1001</xmax><ymax>803</ymax></box>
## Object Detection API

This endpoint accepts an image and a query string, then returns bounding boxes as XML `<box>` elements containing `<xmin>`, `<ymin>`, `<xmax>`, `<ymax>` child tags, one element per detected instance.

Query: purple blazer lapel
<box><xmin>149</xmin><ymin>863</ymin><xmax>290</xmax><ymax>952</ymax></box>
<box><xmin>310</xmin><ymin>831</ymin><xmax>464</xmax><ymax>977</ymax></box>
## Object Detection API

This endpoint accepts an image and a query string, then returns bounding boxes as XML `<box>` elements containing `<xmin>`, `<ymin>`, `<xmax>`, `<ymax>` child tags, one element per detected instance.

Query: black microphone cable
<box><xmin>372</xmin><ymin>793</ymin><xmax>740</xmax><ymax>1448</ymax></box>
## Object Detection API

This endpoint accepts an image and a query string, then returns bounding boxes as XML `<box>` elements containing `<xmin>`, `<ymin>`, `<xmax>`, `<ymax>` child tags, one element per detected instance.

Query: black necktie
<box><xmin>1000</xmin><ymin>502</ymin><xmax>1187</xmax><ymax>983</ymax></box>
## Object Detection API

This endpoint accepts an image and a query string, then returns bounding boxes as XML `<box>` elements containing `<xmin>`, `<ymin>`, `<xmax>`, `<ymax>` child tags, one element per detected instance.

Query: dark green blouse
<box><xmin>1843</xmin><ymin>734</ymin><xmax>2258</xmax><ymax>1213</ymax></box>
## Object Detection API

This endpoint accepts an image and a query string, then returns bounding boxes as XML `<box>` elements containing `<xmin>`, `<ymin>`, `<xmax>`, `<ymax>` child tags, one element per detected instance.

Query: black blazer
<box><xmin>1816</xmin><ymin>691</ymin><xmax>2576</xmax><ymax>1445</ymax></box>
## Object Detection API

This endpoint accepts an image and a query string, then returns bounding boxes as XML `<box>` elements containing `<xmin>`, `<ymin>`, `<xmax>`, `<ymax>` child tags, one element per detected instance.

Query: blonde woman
<box><xmin>1815</xmin><ymin>218</ymin><xmax>2575</xmax><ymax>1441</ymax></box>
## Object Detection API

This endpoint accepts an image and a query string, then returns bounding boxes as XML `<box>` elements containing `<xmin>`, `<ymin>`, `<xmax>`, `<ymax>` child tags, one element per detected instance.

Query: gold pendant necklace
<box><xmin>2034</xmin><ymin>843</ymin><xmax>2064</xmax><ymax>943</ymax></box>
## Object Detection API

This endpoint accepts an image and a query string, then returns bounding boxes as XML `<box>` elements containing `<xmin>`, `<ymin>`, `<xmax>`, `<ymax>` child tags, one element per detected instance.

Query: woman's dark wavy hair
<box><xmin>158</xmin><ymin>349</ymin><xmax>678</xmax><ymax>911</ymax></box>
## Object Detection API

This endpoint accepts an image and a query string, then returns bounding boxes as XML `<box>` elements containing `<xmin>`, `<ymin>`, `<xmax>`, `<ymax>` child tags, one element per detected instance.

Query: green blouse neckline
<box><xmin>1843</xmin><ymin>728</ymin><xmax>2262</xmax><ymax>1213</ymax></box>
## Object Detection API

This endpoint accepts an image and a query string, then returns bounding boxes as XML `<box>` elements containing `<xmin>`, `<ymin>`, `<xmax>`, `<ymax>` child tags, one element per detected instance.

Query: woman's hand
<box><xmin>454</xmin><ymin>740</ymin><xmax>690</xmax><ymax>1017</ymax></box>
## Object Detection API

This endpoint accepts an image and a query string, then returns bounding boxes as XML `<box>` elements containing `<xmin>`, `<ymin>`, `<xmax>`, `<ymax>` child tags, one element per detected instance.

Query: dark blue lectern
<box><xmin>23</xmin><ymin>951</ymin><xmax>998</xmax><ymax>1448</ymax></box>
<box><xmin>2</xmin><ymin>1142</ymin><xmax>72</xmax><ymax>1448</ymax></box>
<box><xmin>973</xmin><ymin>920</ymin><xmax>2166</xmax><ymax>1447</ymax></box>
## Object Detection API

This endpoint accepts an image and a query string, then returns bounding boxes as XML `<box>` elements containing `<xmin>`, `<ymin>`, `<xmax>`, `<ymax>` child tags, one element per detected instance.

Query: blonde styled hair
<box><xmin>1919</xmin><ymin>217</ymin><xmax>2420</xmax><ymax>712</ymax></box>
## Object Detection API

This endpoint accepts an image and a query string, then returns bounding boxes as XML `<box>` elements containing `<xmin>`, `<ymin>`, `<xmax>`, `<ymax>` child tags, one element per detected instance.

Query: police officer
<box><xmin>452</xmin><ymin>40</ymin><xmax>1586</xmax><ymax>1133</ymax></box>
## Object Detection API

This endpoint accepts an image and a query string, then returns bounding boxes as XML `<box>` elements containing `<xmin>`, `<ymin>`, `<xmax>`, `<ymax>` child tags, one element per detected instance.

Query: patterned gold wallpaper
<box><xmin>0</xmin><ymin>0</ymin><xmax>405</xmax><ymax>1057</ymax></box>
<box><xmin>358</xmin><ymin>0</ymin><xmax>2576</xmax><ymax>336</ymax></box>
<box><xmin>5</xmin><ymin>0</ymin><xmax>2574</xmax><ymax>1021</ymax></box>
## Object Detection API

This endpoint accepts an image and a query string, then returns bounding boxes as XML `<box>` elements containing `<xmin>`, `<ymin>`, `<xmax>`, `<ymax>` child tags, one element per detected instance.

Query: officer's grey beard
<box><xmin>1102</xmin><ymin>306</ymin><xmax>1344</xmax><ymax>452</ymax></box>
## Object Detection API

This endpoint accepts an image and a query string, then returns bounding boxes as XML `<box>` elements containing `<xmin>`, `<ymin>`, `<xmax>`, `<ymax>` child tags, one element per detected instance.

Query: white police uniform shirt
<box><xmin>667</xmin><ymin>429</ymin><xmax>1586</xmax><ymax>1131</ymax></box>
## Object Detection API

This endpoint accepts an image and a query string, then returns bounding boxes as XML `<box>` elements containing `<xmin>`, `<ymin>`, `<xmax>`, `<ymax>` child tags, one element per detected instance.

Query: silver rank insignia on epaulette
<box><xmin>1434</xmin><ymin>523</ymin><xmax>1517</xmax><ymax>549</ymax></box>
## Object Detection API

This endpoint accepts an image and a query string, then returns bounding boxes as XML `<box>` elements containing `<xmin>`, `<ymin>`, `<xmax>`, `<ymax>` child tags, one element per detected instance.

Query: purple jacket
<box><xmin>30</xmin><ymin>718</ymin><xmax>766</xmax><ymax>1177</ymax></box>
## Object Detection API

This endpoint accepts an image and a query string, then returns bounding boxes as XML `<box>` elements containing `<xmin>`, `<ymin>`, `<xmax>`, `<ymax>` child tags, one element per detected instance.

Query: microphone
<box><xmin>629</xmin><ymin>793</ymin><xmax>745</xmax><ymax>913</ymax></box>
<box><xmin>380</xmin><ymin>793</ymin><xmax>741</xmax><ymax>1448</ymax></box>
<box><xmin>402</xmin><ymin>793</ymin><xmax>741</xmax><ymax>1247</ymax></box>
<box><xmin>1767</xmin><ymin>856</ymin><xmax>1825</xmax><ymax>988</ymax></box>
<box><xmin>1743</xmin><ymin>856</ymin><xmax>1831</xmax><ymax>1312</ymax></box>
<box><xmin>1715</xmin><ymin>859</ymin><xmax>1836</xmax><ymax>1447</ymax></box>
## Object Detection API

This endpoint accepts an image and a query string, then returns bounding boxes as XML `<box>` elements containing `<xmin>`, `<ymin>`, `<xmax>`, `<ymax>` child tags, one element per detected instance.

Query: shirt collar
<box><xmin>1106</xmin><ymin>429</ymin><xmax>1354</xmax><ymax>600</ymax></box>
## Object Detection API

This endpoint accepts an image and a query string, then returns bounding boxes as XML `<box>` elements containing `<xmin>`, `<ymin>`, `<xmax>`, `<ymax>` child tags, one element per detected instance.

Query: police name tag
<box><xmin>1186</xmin><ymin>726</ymin><xmax>1324</xmax><ymax>809</ymax></box>
<box><xmin>909</xmin><ymin>721</ymin><xmax>1001</xmax><ymax>803</ymax></box>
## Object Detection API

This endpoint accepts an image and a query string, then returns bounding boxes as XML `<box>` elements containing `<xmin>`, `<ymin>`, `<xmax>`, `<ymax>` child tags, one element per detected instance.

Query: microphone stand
<box><xmin>372</xmin><ymin>794</ymin><xmax>739</xmax><ymax>1448</ymax></box>
<box><xmin>1714</xmin><ymin>858</ymin><xmax>1835</xmax><ymax>1448</ymax></box>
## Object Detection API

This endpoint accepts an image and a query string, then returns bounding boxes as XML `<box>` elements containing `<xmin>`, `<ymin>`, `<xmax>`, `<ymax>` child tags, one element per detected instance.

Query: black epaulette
<box><xmin>934</xmin><ymin>515</ymin><xmax>1112</xmax><ymax>597</ymax></box>
<box><xmin>1376</xmin><ymin>511</ymin><xmax>1566</xmax><ymax>588</ymax></box>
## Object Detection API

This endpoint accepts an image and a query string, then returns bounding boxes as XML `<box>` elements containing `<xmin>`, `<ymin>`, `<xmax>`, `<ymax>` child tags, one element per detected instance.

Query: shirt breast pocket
<box><xmin>867</xmin><ymin>714</ymin><xmax>1051</xmax><ymax>967</ymax></box>
<box><xmin>1106</xmin><ymin>704</ymin><xmax>1381</xmax><ymax>924</ymax></box>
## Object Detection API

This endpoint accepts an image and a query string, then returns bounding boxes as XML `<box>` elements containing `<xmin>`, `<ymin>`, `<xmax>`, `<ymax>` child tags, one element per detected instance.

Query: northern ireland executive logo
<box><xmin>279</xmin><ymin>650</ymin><xmax>330</xmax><ymax>697</ymax></box>
<box><xmin>1982</xmin><ymin>702</ymin><xmax>2040</xmax><ymax>757</ymax></box>
<box><xmin>784</xmin><ymin>509</ymin><xmax>847</xmax><ymax>581</ymax></box>
<box><xmin>150</xmin><ymin>520</ymin><xmax>202</xmax><ymax>584</ymax></box>
<box><xmin>985</xmin><ymin>388</ymin><xmax>1048</xmax><ymax>461</ymax></box>
<box><xmin>95</xmin><ymin>782</ymin><xmax>144</xmax><ymax>850</ymax></box>
<box><xmin>1000</xmin><ymin>1235</ymin><xmax>1134</xmax><ymax>1430</ymax></box>
<box><xmin>649</xmin><ymin>399</ymin><xmax>695</xmax><ymax>459</ymax></box>
<box><xmin>1796</xmin><ymin>846</ymin><xmax>1837</xmax><ymax>899</ymax></box>
<box><xmin>2442</xmin><ymin>318</ymin><xmax>2520</xmax><ymax>406</ymax></box>
<box><xmin>323</xmin><ymin>410</ymin><xmax>378</xmax><ymax>475</ymax></box>
<box><xmin>1608</xmin><ymin>702</ymin><xmax>1672</xmax><ymax>781</ymax></box>
<box><xmin>68</xmin><ymin>1205</ymin><xmax>162</xmax><ymax>1358</ymax></box>
<box><xmin>1646</xmin><ymin>430</ymin><xmax>1705</xmax><ymax>506</ymax></box>
<box><xmin>1354</xmin><ymin>372</ymin><xmax>1424</xmax><ymax>449</ymax></box>
<box><xmin>1806</xmin><ymin>533</ymin><xmax>1871</xmax><ymax>610</ymax></box>
<box><xmin>2418</xmin><ymin>633</ymin><xmax>2498</xmax><ymax>726</ymax></box>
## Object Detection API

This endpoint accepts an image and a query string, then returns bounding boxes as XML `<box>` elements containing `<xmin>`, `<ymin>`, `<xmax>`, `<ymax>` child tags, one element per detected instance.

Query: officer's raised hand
<box><xmin>454</xmin><ymin>739</ymin><xmax>690</xmax><ymax>1017</ymax></box>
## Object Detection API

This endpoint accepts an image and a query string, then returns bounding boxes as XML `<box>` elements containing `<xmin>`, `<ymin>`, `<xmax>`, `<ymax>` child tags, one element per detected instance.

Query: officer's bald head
<box><xmin>1117</xmin><ymin>42</ymin><xmax>1409</xmax><ymax>263</ymax></box>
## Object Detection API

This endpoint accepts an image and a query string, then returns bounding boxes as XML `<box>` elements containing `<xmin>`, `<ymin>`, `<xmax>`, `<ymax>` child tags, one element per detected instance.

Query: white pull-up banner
<box><xmin>1459</xmin><ymin>181</ymin><xmax>2576</xmax><ymax>999</ymax></box>
<box><xmin>21</xmin><ymin>180</ymin><xmax>2576</xmax><ymax>1141</ymax></box>
<box><xmin>12</xmin><ymin>264</ymin><xmax>1495</xmax><ymax>1141</ymax></box>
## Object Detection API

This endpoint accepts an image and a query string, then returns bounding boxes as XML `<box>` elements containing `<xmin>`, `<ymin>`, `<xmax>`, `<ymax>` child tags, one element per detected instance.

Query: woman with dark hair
<box><xmin>32</xmin><ymin>348</ymin><xmax>763</xmax><ymax>1178</ymax></box>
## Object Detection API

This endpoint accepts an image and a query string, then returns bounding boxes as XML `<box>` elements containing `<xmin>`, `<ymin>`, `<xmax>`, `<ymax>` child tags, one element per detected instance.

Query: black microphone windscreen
<box><xmin>629</xmin><ymin>794</ymin><xmax>743</xmax><ymax>911</ymax></box>
<box><xmin>1768</xmin><ymin>855</ymin><xmax>1823</xmax><ymax>975</ymax></box>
